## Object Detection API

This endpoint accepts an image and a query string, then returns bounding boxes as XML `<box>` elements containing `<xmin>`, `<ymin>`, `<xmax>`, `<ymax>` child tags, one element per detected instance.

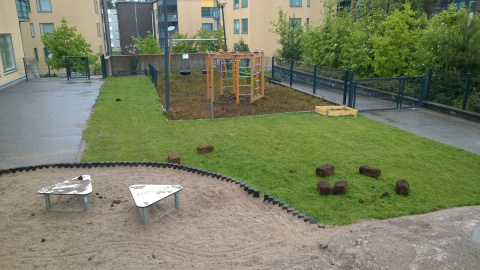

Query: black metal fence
<box><xmin>272</xmin><ymin>58</ymin><xmax>350</xmax><ymax>105</ymax></box>
<box><xmin>352</xmin><ymin>77</ymin><xmax>426</xmax><ymax>111</ymax></box>
<box><xmin>149</xmin><ymin>63</ymin><xmax>158</xmax><ymax>88</ymax></box>
<box><xmin>426</xmin><ymin>69</ymin><xmax>480</xmax><ymax>113</ymax></box>
<box><xmin>271</xmin><ymin>58</ymin><xmax>479</xmax><ymax>114</ymax></box>
<box><xmin>65</xmin><ymin>57</ymin><xmax>90</xmax><ymax>80</ymax></box>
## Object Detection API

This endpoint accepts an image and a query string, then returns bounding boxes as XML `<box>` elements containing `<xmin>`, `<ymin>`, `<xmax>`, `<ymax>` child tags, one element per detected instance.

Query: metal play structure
<box><xmin>206</xmin><ymin>49</ymin><xmax>265</xmax><ymax>104</ymax></box>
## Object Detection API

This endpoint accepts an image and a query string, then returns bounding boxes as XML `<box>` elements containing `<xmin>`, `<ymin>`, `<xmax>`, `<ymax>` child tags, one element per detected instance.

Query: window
<box><xmin>242</xmin><ymin>0</ymin><xmax>248</xmax><ymax>8</ymax></box>
<box><xmin>290</xmin><ymin>18</ymin><xmax>301</xmax><ymax>27</ymax></box>
<box><xmin>37</xmin><ymin>0</ymin><xmax>52</xmax><ymax>12</ymax></box>
<box><xmin>241</xmin><ymin>18</ymin><xmax>248</xmax><ymax>34</ymax></box>
<box><xmin>307</xmin><ymin>0</ymin><xmax>310</xmax><ymax>7</ymax></box>
<box><xmin>306</xmin><ymin>18</ymin><xmax>310</xmax><ymax>25</ymax></box>
<box><xmin>0</xmin><ymin>34</ymin><xmax>17</xmax><ymax>74</ymax></box>
<box><xmin>234</xmin><ymin>0</ymin><xmax>239</xmax><ymax>9</ymax></box>
<box><xmin>30</xmin><ymin>23</ymin><xmax>35</xmax><ymax>37</ymax></box>
<box><xmin>99</xmin><ymin>45</ymin><xmax>103</xmax><ymax>54</ymax></box>
<box><xmin>16</xmin><ymin>0</ymin><xmax>31</xmax><ymax>19</ymax></box>
<box><xmin>97</xmin><ymin>23</ymin><xmax>101</xmax><ymax>37</ymax></box>
<box><xmin>234</xmin><ymin>19</ymin><xmax>239</xmax><ymax>34</ymax></box>
<box><xmin>290</xmin><ymin>0</ymin><xmax>302</xmax><ymax>7</ymax></box>
<box><xmin>40</xmin><ymin>23</ymin><xmax>54</xmax><ymax>37</ymax></box>
<box><xmin>201</xmin><ymin>7</ymin><xmax>214</xmax><ymax>17</ymax></box>
<box><xmin>202</xmin><ymin>23</ymin><xmax>213</xmax><ymax>32</ymax></box>
<box><xmin>34</xmin><ymin>48</ymin><xmax>38</xmax><ymax>60</ymax></box>
<box><xmin>94</xmin><ymin>0</ymin><xmax>98</xmax><ymax>14</ymax></box>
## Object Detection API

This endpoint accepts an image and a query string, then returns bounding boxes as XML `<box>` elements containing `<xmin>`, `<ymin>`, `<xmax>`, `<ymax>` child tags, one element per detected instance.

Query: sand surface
<box><xmin>1</xmin><ymin>166</ymin><xmax>479</xmax><ymax>269</ymax></box>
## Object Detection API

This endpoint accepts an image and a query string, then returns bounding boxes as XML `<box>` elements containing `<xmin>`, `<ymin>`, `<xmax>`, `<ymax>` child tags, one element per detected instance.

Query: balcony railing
<box><xmin>158</xmin><ymin>13</ymin><xmax>178</xmax><ymax>22</ymax></box>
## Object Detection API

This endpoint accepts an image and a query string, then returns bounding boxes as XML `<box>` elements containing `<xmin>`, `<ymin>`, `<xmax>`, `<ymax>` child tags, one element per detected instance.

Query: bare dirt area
<box><xmin>156</xmin><ymin>70</ymin><xmax>332</xmax><ymax>120</ymax></box>
<box><xmin>1</xmin><ymin>166</ymin><xmax>479</xmax><ymax>269</ymax></box>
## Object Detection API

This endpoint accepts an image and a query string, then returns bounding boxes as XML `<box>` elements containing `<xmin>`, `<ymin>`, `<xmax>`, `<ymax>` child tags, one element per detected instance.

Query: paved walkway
<box><xmin>0</xmin><ymin>78</ymin><xmax>104</xmax><ymax>170</ymax></box>
<box><xmin>281</xmin><ymin>81</ymin><xmax>480</xmax><ymax>156</ymax></box>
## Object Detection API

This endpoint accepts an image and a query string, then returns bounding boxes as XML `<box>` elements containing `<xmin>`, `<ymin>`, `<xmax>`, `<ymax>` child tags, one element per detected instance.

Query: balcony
<box><xmin>158</xmin><ymin>13</ymin><xmax>178</xmax><ymax>22</ymax></box>
<box><xmin>16</xmin><ymin>0</ymin><xmax>30</xmax><ymax>21</ymax></box>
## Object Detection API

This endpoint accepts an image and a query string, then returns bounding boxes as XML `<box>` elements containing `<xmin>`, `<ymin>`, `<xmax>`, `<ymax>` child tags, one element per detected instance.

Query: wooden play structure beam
<box><xmin>206</xmin><ymin>49</ymin><xmax>265</xmax><ymax>104</ymax></box>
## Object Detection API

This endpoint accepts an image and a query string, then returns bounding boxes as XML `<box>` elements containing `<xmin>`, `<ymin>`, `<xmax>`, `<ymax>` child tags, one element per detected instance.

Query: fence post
<box><xmin>425</xmin><ymin>68</ymin><xmax>433</xmax><ymax>101</ymax></box>
<box><xmin>85</xmin><ymin>57</ymin><xmax>90</xmax><ymax>79</ymax></box>
<box><xmin>65</xmin><ymin>58</ymin><xmax>70</xmax><ymax>80</ymax></box>
<box><xmin>419</xmin><ymin>76</ymin><xmax>426</xmax><ymax>107</ymax></box>
<box><xmin>313</xmin><ymin>64</ymin><xmax>318</xmax><ymax>94</ymax></box>
<box><xmin>462</xmin><ymin>73</ymin><xmax>472</xmax><ymax>110</ymax></box>
<box><xmin>398</xmin><ymin>79</ymin><xmax>406</xmax><ymax>109</ymax></box>
<box><xmin>271</xmin><ymin>57</ymin><xmax>275</xmax><ymax>79</ymax></box>
<box><xmin>101</xmin><ymin>54</ymin><xmax>106</xmax><ymax>79</ymax></box>
<box><xmin>353</xmin><ymin>81</ymin><xmax>357</xmax><ymax>109</ymax></box>
<box><xmin>348</xmin><ymin>70</ymin><xmax>354</xmax><ymax>107</ymax></box>
<box><xmin>289</xmin><ymin>60</ymin><xmax>294</xmax><ymax>87</ymax></box>
<box><xmin>342</xmin><ymin>69</ymin><xmax>349</xmax><ymax>105</ymax></box>
<box><xmin>23</xmin><ymin>58</ymin><xmax>28</xmax><ymax>82</ymax></box>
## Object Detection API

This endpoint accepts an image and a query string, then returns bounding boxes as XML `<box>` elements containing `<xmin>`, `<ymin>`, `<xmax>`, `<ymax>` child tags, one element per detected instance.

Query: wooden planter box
<box><xmin>315</xmin><ymin>105</ymin><xmax>358</xmax><ymax>116</ymax></box>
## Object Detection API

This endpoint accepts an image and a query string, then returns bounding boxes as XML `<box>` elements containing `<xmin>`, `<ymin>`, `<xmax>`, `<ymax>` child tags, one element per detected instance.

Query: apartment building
<box><xmin>107</xmin><ymin>9</ymin><xmax>121</xmax><ymax>53</ymax></box>
<box><xmin>154</xmin><ymin>0</ymin><xmax>224</xmax><ymax>49</ymax></box>
<box><xmin>0</xmin><ymin>1</ymin><xmax>26</xmax><ymax>87</ymax></box>
<box><xmin>19</xmin><ymin>0</ymin><xmax>105</xmax><ymax>62</ymax></box>
<box><xmin>117</xmin><ymin>1</ymin><xmax>155</xmax><ymax>54</ymax></box>
<box><xmin>224</xmin><ymin>0</ymin><xmax>323</xmax><ymax>57</ymax></box>
<box><xmin>154</xmin><ymin>0</ymin><xmax>323</xmax><ymax>57</ymax></box>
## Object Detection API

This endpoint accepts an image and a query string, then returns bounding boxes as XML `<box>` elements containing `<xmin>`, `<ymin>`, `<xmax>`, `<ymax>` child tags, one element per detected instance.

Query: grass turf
<box><xmin>82</xmin><ymin>75</ymin><xmax>480</xmax><ymax>226</ymax></box>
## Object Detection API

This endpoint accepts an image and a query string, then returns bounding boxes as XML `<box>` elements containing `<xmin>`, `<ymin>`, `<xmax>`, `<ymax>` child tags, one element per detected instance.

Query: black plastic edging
<box><xmin>0</xmin><ymin>161</ymin><xmax>323</xmax><ymax>228</ymax></box>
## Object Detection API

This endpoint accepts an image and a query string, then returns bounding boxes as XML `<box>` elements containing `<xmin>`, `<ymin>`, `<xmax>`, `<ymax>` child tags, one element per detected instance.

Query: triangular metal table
<box><xmin>129</xmin><ymin>184</ymin><xmax>183</xmax><ymax>225</ymax></box>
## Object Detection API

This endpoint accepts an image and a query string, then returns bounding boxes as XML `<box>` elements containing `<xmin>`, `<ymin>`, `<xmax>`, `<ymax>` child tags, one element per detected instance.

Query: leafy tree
<box><xmin>233</xmin><ymin>37</ymin><xmax>250</xmax><ymax>52</ymax></box>
<box><xmin>195</xmin><ymin>26</ymin><xmax>224</xmax><ymax>52</ymax></box>
<box><xmin>41</xmin><ymin>18</ymin><xmax>93</xmax><ymax>70</ymax></box>
<box><xmin>371</xmin><ymin>2</ymin><xmax>423</xmax><ymax>77</ymax></box>
<box><xmin>270</xmin><ymin>8</ymin><xmax>304</xmax><ymax>60</ymax></box>
<box><xmin>107</xmin><ymin>0</ymin><xmax>116</xmax><ymax>9</ymax></box>
<box><xmin>170</xmin><ymin>32</ymin><xmax>198</xmax><ymax>53</ymax></box>
<box><xmin>413</xmin><ymin>5</ymin><xmax>480</xmax><ymax>74</ymax></box>
<box><xmin>131</xmin><ymin>31</ymin><xmax>164</xmax><ymax>54</ymax></box>
<box><xmin>170</xmin><ymin>27</ymin><xmax>223</xmax><ymax>53</ymax></box>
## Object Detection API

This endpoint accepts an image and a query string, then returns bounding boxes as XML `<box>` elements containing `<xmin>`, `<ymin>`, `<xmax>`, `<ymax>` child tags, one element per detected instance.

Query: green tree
<box><xmin>413</xmin><ymin>5</ymin><xmax>480</xmax><ymax>74</ymax></box>
<box><xmin>41</xmin><ymin>18</ymin><xmax>93</xmax><ymax>70</ymax></box>
<box><xmin>195</xmin><ymin>26</ymin><xmax>224</xmax><ymax>52</ymax></box>
<box><xmin>131</xmin><ymin>31</ymin><xmax>163</xmax><ymax>54</ymax></box>
<box><xmin>270</xmin><ymin>8</ymin><xmax>304</xmax><ymax>60</ymax></box>
<box><xmin>233</xmin><ymin>37</ymin><xmax>250</xmax><ymax>52</ymax></box>
<box><xmin>170</xmin><ymin>32</ymin><xmax>198</xmax><ymax>53</ymax></box>
<box><xmin>371</xmin><ymin>2</ymin><xmax>423</xmax><ymax>77</ymax></box>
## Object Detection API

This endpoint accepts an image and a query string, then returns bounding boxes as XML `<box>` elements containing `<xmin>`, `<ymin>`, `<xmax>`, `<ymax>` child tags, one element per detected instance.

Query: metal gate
<box><xmin>65</xmin><ymin>57</ymin><xmax>90</xmax><ymax>80</ymax></box>
<box><xmin>349</xmin><ymin>76</ymin><xmax>426</xmax><ymax>111</ymax></box>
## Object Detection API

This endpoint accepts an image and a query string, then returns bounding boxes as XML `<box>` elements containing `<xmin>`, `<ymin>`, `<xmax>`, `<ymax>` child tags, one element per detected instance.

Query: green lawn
<box><xmin>82</xmin><ymin>76</ymin><xmax>480</xmax><ymax>225</ymax></box>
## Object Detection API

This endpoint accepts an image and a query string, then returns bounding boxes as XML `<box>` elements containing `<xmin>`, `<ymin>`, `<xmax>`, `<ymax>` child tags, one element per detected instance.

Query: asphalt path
<box><xmin>0</xmin><ymin>78</ymin><xmax>103</xmax><ymax>170</ymax></box>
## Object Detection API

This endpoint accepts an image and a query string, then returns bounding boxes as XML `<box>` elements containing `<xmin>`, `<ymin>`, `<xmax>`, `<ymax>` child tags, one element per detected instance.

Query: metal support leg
<box><xmin>44</xmin><ymin>194</ymin><xmax>51</xmax><ymax>210</ymax></box>
<box><xmin>142</xmin><ymin>208</ymin><xmax>149</xmax><ymax>225</ymax></box>
<box><xmin>175</xmin><ymin>192</ymin><xmax>180</xmax><ymax>208</ymax></box>
<box><xmin>83</xmin><ymin>196</ymin><xmax>89</xmax><ymax>211</ymax></box>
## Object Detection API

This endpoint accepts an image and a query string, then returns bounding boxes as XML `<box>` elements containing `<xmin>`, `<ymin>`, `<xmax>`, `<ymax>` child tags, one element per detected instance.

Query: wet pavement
<box><xmin>0</xmin><ymin>78</ymin><xmax>103</xmax><ymax>170</ymax></box>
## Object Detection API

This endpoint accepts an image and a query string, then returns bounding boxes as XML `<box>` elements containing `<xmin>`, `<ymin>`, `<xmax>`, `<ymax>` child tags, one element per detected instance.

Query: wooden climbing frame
<box><xmin>206</xmin><ymin>49</ymin><xmax>265</xmax><ymax>104</ymax></box>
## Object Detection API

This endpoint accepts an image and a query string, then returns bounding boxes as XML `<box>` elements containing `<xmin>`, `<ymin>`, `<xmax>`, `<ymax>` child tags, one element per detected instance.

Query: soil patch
<box><xmin>156</xmin><ymin>70</ymin><xmax>332</xmax><ymax>120</ymax></box>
